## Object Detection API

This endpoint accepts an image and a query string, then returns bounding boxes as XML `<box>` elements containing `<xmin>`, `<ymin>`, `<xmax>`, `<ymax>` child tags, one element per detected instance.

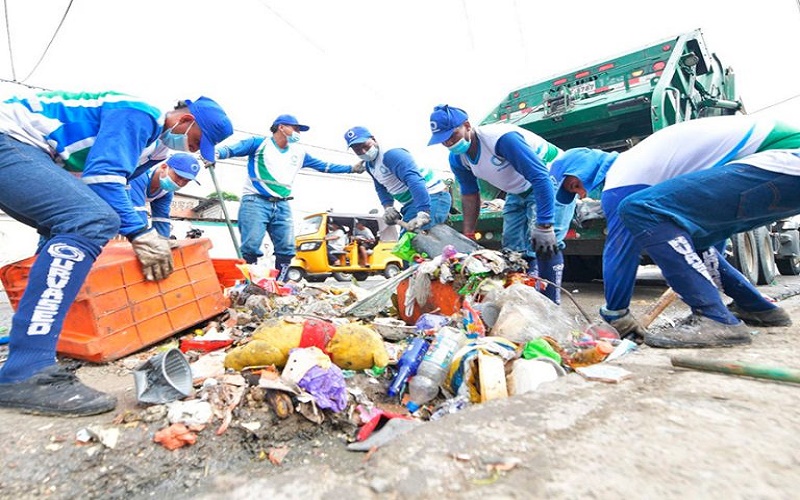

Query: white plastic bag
<box><xmin>489</xmin><ymin>283</ymin><xmax>580</xmax><ymax>344</ymax></box>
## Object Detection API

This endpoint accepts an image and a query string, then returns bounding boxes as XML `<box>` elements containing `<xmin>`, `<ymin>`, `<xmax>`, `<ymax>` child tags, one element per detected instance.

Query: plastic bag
<box><xmin>489</xmin><ymin>283</ymin><xmax>580</xmax><ymax>344</ymax></box>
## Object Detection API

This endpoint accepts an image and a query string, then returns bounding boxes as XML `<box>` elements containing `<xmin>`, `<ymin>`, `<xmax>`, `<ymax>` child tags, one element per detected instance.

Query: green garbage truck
<box><xmin>448</xmin><ymin>28</ymin><xmax>799</xmax><ymax>284</ymax></box>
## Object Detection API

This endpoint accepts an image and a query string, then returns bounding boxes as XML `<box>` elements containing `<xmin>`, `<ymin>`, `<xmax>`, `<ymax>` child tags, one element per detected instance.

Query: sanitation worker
<box><xmin>0</xmin><ymin>91</ymin><xmax>233</xmax><ymax>415</ymax></box>
<box><xmin>426</xmin><ymin>104</ymin><xmax>576</xmax><ymax>304</ymax></box>
<box><xmin>128</xmin><ymin>152</ymin><xmax>204</xmax><ymax>237</ymax></box>
<box><xmin>343</xmin><ymin>125</ymin><xmax>452</xmax><ymax>233</ymax></box>
<box><xmin>216</xmin><ymin>114</ymin><xmax>365</xmax><ymax>281</ymax></box>
<box><xmin>550</xmin><ymin>114</ymin><xmax>799</xmax><ymax>348</ymax></box>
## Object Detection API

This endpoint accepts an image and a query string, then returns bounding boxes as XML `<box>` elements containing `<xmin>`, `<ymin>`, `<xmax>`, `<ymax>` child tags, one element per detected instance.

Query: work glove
<box><xmin>531</xmin><ymin>224</ymin><xmax>558</xmax><ymax>258</ymax></box>
<box><xmin>383</xmin><ymin>206</ymin><xmax>402</xmax><ymax>225</ymax></box>
<box><xmin>600</xmin><ymin>306</ymin><xmax>647</xmax><ymax>342</ymax></box>
<box><xmin>351</xmin><ymin>161</ymin><xmax>366</xmax><ymax>174</ymax></box>
<box><xmin>405</xmin><ymin>211</ymin><xmax>431</xmax><ymax>231</ymax></box>
<box><xmin>131</xmin><ymin>229</ymin><xmax>174</xmax><ymax>281</ymax></box>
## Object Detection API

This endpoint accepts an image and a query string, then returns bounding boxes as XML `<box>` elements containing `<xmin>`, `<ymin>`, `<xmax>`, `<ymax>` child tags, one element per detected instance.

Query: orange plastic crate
<box><xmin>0</xmin><ymin>238</ymin><xmax>229</xmax><ymax>362</ymax></box>
<box><xmin>211</xmin><ymin>258</ymin><xmax>247</xmax><ymax>289</ymax></box>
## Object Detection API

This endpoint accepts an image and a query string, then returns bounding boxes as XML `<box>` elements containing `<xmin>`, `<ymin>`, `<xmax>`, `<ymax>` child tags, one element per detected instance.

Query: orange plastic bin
<box><xmin>396</xmin><ymin>278</ymin><xmax>463</xmax><ymax>325</ymax></box>
<box><xmin>0</xmin><ymin>238</ymin><xmax>229</xmax><ymax>363</ymax></box>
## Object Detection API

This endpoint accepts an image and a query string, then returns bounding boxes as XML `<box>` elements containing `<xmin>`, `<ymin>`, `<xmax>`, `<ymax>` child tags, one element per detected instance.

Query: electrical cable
<box><xmin>749</xmin><ymin>94</ymin><xmax>800</xmax><ymax>114</ymax></box>
<box><xmin>20</xmin><ymin>0</ymin><xmax>73</xmax><ymax>83</ymax></box>
<box><xmin>3</xmin><ymin>0</ymin><xmax>15</xmax><ymax>81</ymax></box>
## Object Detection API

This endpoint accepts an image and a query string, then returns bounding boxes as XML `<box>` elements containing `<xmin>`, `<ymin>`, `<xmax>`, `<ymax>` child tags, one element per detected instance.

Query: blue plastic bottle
<box><xmin>387</xmin><ymin>337</ymin><xmax>430</xmax><ymax>398</ymax></box>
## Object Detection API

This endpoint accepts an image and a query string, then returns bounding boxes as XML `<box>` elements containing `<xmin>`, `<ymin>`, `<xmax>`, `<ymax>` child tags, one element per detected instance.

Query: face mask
<box><xmin>160</xmin><ymin>121</ymin><xmax>194</xmax><ymax>152</ymax></box>
<box><xmin>358</xmin><ymin>145</ymin><xmax>378</xmax><ymax>162</ymax></box>
<box><xmin>448</xmin><ymin>137</ymin><xmax>470</xmax><ymax>155</ymax></box>
<box><xmin>282</xmin><ymin>126</ymin><xmax>300</xmax><ymax>143</ymax></box>
<box><xmin>159</xmin><ymin>172</ymin><xmax>180</xmax><ymax>192</ymax></box>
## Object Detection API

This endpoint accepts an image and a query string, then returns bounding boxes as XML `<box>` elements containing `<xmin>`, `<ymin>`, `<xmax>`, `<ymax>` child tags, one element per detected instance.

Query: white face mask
<box><xmin>358</xmin><ymin>145</ymin><xmax>378</xmax><ymax>162</ymax></box>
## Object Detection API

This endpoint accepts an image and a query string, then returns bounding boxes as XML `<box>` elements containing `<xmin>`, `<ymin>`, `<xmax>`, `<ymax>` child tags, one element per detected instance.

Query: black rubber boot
<box><xmin>0</xmin><ymin>365</ymin><xmax>117</xmax><ymax>417</ymax></box>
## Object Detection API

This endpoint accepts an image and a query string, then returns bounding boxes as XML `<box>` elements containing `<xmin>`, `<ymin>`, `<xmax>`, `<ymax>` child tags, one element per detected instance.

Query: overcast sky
<box><xmin>1</xmin><ymin>0</ymin><xmax>799</xmax><ymax>215</ymax></box>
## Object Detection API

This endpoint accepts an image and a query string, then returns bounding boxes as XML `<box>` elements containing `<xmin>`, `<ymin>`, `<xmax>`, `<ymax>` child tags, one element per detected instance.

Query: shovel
<box><xmin>205</xmin><ymin>160</ymin><xmax>242</xmax><ymax>259</ymax></box>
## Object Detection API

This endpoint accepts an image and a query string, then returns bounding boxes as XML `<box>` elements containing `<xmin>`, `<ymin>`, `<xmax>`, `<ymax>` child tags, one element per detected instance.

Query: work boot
<box><xmin>0</xmin><ymin>365</ymin><xmax>117</xmax><ymax>417</ymax></box>
<box><xmin>727</xmin><ymin>302</ymin><xmax>792</xmax><ymax>327</ymax></box>
<box><xmin>644</xmin><ymin>314</ymin><xmax>752</xmax><ymax>349</ymax></box>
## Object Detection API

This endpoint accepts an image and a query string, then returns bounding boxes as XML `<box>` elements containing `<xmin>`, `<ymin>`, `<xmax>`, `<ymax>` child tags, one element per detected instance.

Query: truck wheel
<box><xmin>352</xmin><ymin>271</ymin><xmax>370</xmax><ymax>282</ymax></box>
<box><xmin>755</xmin><ymin>226</ymin><xmax>777</xmax><ymax>285</ymax></box>
<box><xmin>776</xmin><ymin>256</ymin><xmax>800</xmax><ymax>276</ymax></box>
<box><xmin>383</xmin><ymin>263</ymin><xmax>402</xmax><ymax>279</ymax></box>
<box><xmin>729</xmin><ymin>231</ymin><xmax>759</xmax><ymax>285</ymax></box>
<box><xmin>332</xmin><ymin>272</ymin><xmax>353</xmax><ymax>282</ymax></box>
<box><xmin>285</xmin><ymin>267</ymin><xmax>305</xmax><ymax>282</ymax></box>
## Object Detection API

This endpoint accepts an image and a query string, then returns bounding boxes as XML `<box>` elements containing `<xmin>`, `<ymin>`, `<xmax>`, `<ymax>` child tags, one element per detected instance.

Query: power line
<box><xmin>20</xmin><ymin>0</ymin><xmax>73</xmax><ymax>83</ymax></box>
<box><xmin>0</xmin><ymin>76</ymin><xmax>50</xmax><ymax>91</ymax></box>
<box><xmin>3</xmin><ymin>0</ymin><xmax>15</xmax><ymax>81</ymax></box>
<box><xmin>255</xmin><ymin>0</ymin><xmax>326</xmax><ymax>54</ymax></box>
<box><xmin>749</xmin><ymin>93</ymin><xmax>800</xmax><ymax>114</ymax></box>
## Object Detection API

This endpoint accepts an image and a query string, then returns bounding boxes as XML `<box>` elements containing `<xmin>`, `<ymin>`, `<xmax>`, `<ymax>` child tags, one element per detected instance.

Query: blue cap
<box><xmin>549</xmin><ymin>148</ymin><xmax>620</xmax><ymax>204</ymax></box>
<box><xmin>186</xmin><ymin>96</ymin><xmax>234</xmax><ymax>163</ymax></box>
<box><xmin>272</xmin><ymin>114</ymin><xmax>310</xmax><ymax>132</ymax></box>
<box><xmin>406</xmin><ymin>401</ymin><xmax>420</xmax><ymax>413</ymax></box>
<box><xmin>166</xmin><ymin>152</ymin><xmax>202</xmax><ymax>184</ymax></box>
<box><xmin>428</xmin><ymin>104</ymin><xmax>469</xmax><ymax>146</ymax></box>
<box><xmin>344</xmin><ymin>126</ymin><xmax>373</xmax><ymax>148</ymax></box>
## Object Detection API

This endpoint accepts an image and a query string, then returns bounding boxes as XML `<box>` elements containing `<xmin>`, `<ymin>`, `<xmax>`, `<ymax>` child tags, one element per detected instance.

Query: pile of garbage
<box><xmin>124</xmin><ymin>226</ymin><xmax>638</xmax><ymax>454</ymax></box>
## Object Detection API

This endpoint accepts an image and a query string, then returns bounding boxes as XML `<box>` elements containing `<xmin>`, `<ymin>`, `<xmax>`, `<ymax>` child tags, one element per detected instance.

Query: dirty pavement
<box><xmin>1</xmin><ymin>235</ymin><xmax>799</xmax><ymax>499</ymax></box>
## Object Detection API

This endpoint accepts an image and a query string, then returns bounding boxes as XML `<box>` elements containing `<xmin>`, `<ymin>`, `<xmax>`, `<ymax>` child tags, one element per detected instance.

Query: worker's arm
<box><xmin>495</xmin><ymin>131</ymin><xmax>555</xmax><ymax>226</ymax></box>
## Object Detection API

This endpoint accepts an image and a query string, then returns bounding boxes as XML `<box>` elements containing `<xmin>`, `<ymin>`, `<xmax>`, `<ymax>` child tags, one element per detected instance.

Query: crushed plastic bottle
<box><xmin>407</xmin><ymin>326</ymin><xmax>466</xmax><ymax>411</ymax></box>
<box><xmin>429</xmin><ymin>395</ymin><xmax>471</xmax><ymax>421</ymax></box>
<box><xmin>568</xmin><ymin>340</ymin><xmax>614</xmax><ymax>368</ymax></box>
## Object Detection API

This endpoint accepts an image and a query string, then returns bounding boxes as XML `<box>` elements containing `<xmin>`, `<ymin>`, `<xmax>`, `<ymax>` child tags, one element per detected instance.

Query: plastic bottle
<box><xmin>407</xmin><ymin>326</ymin><xmax>466</xmax><ymax>411</ymax></box>
<box><xmin>568</xmin><ymin>340</ymin><xmax>614</xmax><ymax>368</ymax></box>
<box><xmin>387</xmin><ymin>337</ymin><xmax>430</xmax><ymax>398</ymax></box>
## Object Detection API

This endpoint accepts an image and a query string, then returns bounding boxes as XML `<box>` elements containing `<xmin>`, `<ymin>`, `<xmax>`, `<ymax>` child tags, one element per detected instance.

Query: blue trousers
<box><xmin>620</xmin><ymin>164</ymin><xmax>800</xmax><ymax>251</ymax></box>
<box><xmin>619</xmin><ymin>164</ymin><xmax>800</xmax><ymax>321</ymax></box>
<box><xmin>237</xmin><ymin>194</ymin><xmax>295</xmax><ymax>267</ymax></box>
<box><xmin>0</xmin><ymin>134</ymin><xmax>118</xmax><ymax>381</ymax></box>
<box><xmin>502</xmin><ymin>189</ymin><xmax>575</xmax><ymax>304</ymax></box>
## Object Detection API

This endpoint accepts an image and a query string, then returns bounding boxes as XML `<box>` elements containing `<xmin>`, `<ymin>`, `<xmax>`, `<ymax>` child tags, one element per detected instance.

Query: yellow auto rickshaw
<box><xmin>286</xmin><ymin>212</ymin><xmax>404</xmax><ymax>282</ymax></box>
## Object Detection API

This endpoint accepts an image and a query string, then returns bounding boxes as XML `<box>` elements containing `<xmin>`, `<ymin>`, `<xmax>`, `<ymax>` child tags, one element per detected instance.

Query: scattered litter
<box><xmin>153</xmin><ymin>423</ymin><xmax>198</xmax><ymax>450</ymax></box>
<box><xmin>76</xmin><ymin>425</ymin><xmax>120</xmax><ymax>449</ymax></box>
<box><xmin>575</xmin><ymin>364</ymin><xmax>634</xmax><ymax>383</ymax></box>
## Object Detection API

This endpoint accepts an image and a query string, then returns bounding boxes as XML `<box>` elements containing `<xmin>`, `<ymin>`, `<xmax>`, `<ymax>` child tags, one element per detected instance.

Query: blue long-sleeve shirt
<box><xmin>127</xmin><ymin>166</ymin><xmax>174</xmax><ymax>237</ymax></box>
<box><xmin>366</xmin><ymin>148</ymin><xmax>436</xmax><ymax>212</ymax></box>
<box><xmin>218</xmin><ymin>135</ymin><xmax>353</xmax><ymax>198</ymax></box>
<box><xmin>0</xmin><ymin>91</ymin><xmax>164</xmax><ymax>237</ymax></box>
<box><xmin>449</xmin><ymin>125</ymin><xmax>560</xmax><ymax>225</ymax></box>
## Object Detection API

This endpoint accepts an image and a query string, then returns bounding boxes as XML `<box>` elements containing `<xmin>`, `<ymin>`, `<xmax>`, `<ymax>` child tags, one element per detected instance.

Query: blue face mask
<box><xmin>287</xmin><ymin>131</ymin><xmax>301</xmax><ymax>143</ymax></box>
<box><xmin>448</xmin><ymin>137</ymin><xmax>470</xmax><ymax>155</ymax></box>
<box><xmin>159</xmin><ymin>172</ymin><xmax>181</xmax><ymax>192</ymax></box>
<box><xmin>160</xmin><ymin>121</ymin><xmax>194</xmax><ymax>152</ymax></box>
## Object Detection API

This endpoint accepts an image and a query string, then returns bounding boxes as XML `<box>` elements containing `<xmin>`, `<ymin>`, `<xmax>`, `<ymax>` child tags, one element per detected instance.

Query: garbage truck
<box><xmin>447</xmin><ymin>28</ymin><xmax>800</xmax><ymax>284</ymax></box>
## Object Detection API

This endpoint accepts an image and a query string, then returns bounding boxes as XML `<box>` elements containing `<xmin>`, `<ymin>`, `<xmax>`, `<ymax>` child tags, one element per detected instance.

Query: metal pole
<box><xmin>671</xmin><ymin>356</ymin><xmax>800</xmax><ymax>385</ymax></box>
<box><xmin>206</xmin><ymin>162</ymin><xmax>242</xmax><ymax>259</ymax></box>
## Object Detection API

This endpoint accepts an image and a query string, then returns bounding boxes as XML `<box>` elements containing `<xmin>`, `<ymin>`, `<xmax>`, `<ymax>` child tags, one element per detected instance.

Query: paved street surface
<box><xmin>0</xmin><ymin>269</ymin><xmax>799</xmax><ymax>498</ymax></box>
